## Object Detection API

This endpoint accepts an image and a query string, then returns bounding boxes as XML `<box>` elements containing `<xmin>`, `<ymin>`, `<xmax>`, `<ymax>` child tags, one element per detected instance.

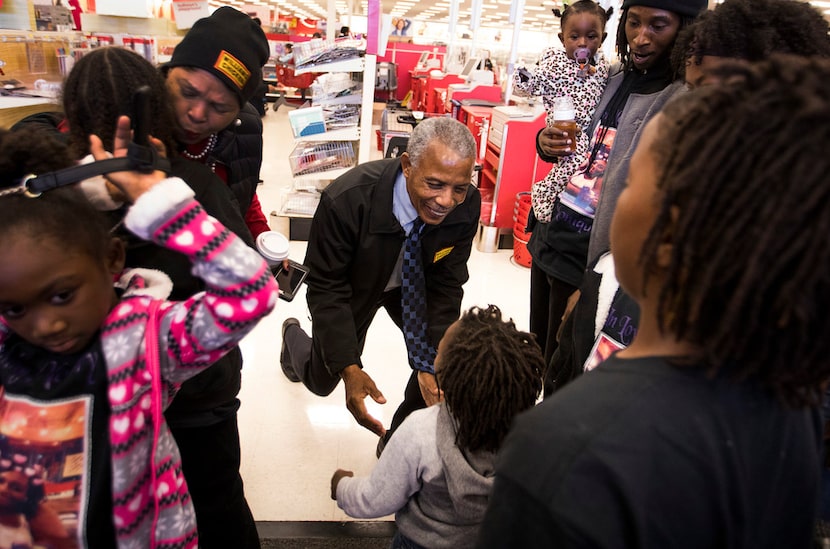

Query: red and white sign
<box><xmin>172</xmin><ymin>0</ymin><xmax>209</xmax><ymax>29</ymax></box>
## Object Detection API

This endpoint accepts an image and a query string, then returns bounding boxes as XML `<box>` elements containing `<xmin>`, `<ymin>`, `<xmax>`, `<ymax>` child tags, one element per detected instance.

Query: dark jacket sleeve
<box><xmin>423</xmin><ymin>185</ymin><xmax>481</xmax><ymax>346</ymax></box>
<box><xmin>10</xmin><ymin>111</ymin><xmax>68</xmax><ymax>142</ymax></box>
<box><xmin>304</xmin><ymin>189</ymin><xmax>366</xmax><ymax>373</ymax></box>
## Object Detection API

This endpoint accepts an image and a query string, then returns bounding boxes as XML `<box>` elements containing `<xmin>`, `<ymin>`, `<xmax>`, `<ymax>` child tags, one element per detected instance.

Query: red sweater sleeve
<box><xmin>245</xmin><ymin>192</ymin><xmax>271</xmax><ymax>238</ymax></box>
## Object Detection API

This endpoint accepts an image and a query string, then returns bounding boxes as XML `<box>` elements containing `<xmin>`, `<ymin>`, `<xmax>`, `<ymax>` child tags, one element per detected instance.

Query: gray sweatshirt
<box><xmin>336</xmin><ymin>403</ymin><xmax>496</xmax><ymax>548</ymax></box>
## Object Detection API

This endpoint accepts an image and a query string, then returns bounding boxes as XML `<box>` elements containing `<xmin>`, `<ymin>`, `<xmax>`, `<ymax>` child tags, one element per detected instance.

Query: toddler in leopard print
<box><xmin>513</xmin><ymin>0</ymin><xmax>612</xmax><ymax>223</ymax></box>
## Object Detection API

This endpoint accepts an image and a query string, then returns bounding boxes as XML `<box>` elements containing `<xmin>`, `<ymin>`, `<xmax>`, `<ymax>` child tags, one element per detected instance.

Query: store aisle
<box><xmin>239</xmin><ymin>107</ymin><xmax>532</xmax><ymax>522</ymax></box>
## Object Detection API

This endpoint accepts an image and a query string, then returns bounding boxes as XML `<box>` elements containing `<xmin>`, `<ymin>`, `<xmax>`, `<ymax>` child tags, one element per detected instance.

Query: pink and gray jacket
<box><xmin>0</xmin><ymin>177</ymin><xmax>279</xmax><ymax>548</ymax></box>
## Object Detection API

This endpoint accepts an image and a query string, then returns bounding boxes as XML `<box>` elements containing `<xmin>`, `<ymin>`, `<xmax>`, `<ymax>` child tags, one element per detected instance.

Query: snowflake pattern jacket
<box><xmin>0</xmin><ymin>177</ymin><xmax>279</xmax><ymax>548</ymax></box>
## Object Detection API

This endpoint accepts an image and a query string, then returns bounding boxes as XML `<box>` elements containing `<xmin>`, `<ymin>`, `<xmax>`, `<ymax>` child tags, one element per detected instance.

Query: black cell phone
<box><xmin>131</xmin><ymin>85</ymin><xmax>152</xmax><ymax>147</ymax></box>
<box><xmin>270</xmin><ymin>260</ymin><xmax>310</xmax><ymax>302</ymax></box>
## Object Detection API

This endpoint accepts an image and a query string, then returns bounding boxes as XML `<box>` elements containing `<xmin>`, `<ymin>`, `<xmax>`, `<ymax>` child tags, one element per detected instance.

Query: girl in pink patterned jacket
<box><xmin>0</xmin><ymin>120</ymin><xmax>278</xmax><ymax>549</ymax></box>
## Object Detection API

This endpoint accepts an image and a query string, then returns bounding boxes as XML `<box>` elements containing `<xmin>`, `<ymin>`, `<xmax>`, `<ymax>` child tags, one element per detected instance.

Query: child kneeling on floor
<box><xmin>330</xmin><ymin>305</ymin><xmax>544</xmax><ymax>549</ymax></box>
<box><xmin>0</xmin><ymin>120</ymin><xmax>278</xmax><ymax>548</ymax></box>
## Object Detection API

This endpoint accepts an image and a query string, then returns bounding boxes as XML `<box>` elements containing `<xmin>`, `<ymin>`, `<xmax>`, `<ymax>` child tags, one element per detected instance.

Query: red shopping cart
<box><xmin>269</xmin><ymin>63</ymin><xmax>319</xmax><ymax>111</ymax></box>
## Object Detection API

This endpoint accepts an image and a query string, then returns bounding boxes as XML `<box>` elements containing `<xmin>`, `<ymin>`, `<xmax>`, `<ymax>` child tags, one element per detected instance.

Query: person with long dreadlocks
<box><xmin>330</xmin><ymin>305</ymin><xmax>543</xmax><ymax>549</ymax></box>
<box><xmin>527</xmin><ymin>0</ymin><xmax>706</xmax><ymax>374</ymax></box>
<box><xmin>478</xmin><ymin>54</ymin><xmax>830</xmax><ymax>548</ymax></box>
<box><xmin>673</xmin><ymin>0</ymin><xmax>830</xmax><ymax>88</ymax></box>
<box><xmin>547</xmin><ymin>0</ymin><xmax>830</xmax><ymax>394</ymax></box>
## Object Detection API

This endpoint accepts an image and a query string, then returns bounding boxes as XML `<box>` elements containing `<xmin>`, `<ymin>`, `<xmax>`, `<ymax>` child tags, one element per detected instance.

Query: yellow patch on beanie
<box><xmin>214</xmin><ymin>50</ymin><xmax>250</xmax><ymax>90</ymax></box>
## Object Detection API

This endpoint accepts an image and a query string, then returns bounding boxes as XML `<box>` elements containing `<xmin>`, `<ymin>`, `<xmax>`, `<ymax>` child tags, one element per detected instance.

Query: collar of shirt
<box><xmin>392</xmin><ymin>168</ymin><xmax>419</xmax><ymax>235</ymax></box>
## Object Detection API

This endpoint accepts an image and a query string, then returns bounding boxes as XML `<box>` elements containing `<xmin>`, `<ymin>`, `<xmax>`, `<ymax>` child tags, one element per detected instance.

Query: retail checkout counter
<box><xmin>0</xmin><ymin>95</ymin><xmax>59</xmax><ymax>129</ymax></box>
<box><xmin>441</xmin><ymin>70</ymin><xmax>501</xmax><ymax>117</ymax></box>
<box><xmin>410</xmin><ymin>58</ymin><xmax>502</xmax><ymax>114</ymax></box>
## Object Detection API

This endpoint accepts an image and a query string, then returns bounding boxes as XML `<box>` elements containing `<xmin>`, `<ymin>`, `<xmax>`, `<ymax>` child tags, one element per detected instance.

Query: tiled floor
<box><xmin>239</xmin><ymin>106</ymin><xmax>531</xmax><ymax>522</ymax></box>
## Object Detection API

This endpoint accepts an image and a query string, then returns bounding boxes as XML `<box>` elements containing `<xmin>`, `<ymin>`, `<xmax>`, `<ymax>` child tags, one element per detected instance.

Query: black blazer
<box><xmin>304</xmin><ymin>158</ymin><xmax>481</xmax><ymax>374</ymax></box>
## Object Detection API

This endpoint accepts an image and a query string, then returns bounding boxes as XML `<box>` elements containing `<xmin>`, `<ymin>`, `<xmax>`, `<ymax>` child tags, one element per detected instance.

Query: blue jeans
<box><xmin>391</xmin><ymin>530</ymin><xmax>428</xmax><ymax>549</ymax></box>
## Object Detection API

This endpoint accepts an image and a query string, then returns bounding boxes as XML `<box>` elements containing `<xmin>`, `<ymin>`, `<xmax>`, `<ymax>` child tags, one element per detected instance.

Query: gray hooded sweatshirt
<box><xmin>336</xmin><ymin>403</ymin><xmax>496</xmax><ymax>548</ymax></box>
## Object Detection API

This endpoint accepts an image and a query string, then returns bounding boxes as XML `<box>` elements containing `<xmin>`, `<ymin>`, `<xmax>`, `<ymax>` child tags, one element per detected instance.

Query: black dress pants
<box><xmin>282</xmin><ymin>290</ymin><xmax>426</xmax><ymax>441</ymax></box>
<box><xmin>171</xmin><ymin>415</ymin><xmax>260</xmax><ymax>549</ymax></box>
<box><xmin>529</xmin><ymin>263</ymin><xmax>578</xmax><ymax>365</ymax></box>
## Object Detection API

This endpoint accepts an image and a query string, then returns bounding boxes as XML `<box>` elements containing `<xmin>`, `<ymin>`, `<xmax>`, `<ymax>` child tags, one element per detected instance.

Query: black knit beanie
<box><xmin>621</xmin><ymin>0</ymin><xmax>707</xmax><ymax>17</ymax></box>
<box><xmin>166</xmin><ymin>7</ymin><xmax>270</xmax><ymax>106</ymax></box>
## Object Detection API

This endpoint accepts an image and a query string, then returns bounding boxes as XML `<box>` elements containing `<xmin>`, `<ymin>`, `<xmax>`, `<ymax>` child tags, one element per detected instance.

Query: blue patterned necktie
<box><xmin>401</xmin><ymin>218</ymin><xmax>436</xmax><ymax>373</ymax></box>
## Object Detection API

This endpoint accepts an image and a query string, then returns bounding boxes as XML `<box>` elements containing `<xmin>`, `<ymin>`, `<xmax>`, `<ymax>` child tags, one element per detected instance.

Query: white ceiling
<box><xmin>208</xmin><ymin>0</ymin><xmax>830</xmax><ymax>35</ymax></box>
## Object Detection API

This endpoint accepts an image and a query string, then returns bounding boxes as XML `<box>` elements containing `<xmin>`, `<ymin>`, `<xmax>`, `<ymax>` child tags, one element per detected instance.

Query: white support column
<box><xmin>504</xmin><ymin>0</ymin><xmax>526</xmax><ymax>104</ymax></box>
<box><xmin>359</xmin><ymin>54</ymin><xmax>377</xmax><ymax>164</ymax></box>
<box><xmin>328</xmin><ymin>0</ymin><xmax>337</xmax><ymax>39</ymax></box>
<box><xmin>447</xmin><ymin>0</ymin><xmax>459</xmax><ymax>69</ymax></box>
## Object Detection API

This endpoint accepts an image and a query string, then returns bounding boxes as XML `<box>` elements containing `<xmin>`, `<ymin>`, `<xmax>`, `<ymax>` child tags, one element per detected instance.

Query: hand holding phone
<box><xmin>271</xmin><ymin>260</ymin><xmax>310</xmax><ymax>302</ymax></box>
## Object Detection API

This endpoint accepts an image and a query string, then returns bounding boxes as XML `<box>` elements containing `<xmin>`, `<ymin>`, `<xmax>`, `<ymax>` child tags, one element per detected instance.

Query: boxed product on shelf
<box><xmin>289</xmin><ymin>141</ymin><xmax>355</xmax><ymax>177</ymax></box>
<box><xmin>379</xmin><ymin>108</ymin><xmax>412</xmax><ymax>153</ymax></box>
<box><xmin>311</xmin><ymin>72</ymin><xmax>362</xmax><ymax>104</ymax></box>
<box><xmin>293</xmin><ymin>37</ymin><xmax>365</xmax><ymax>68</ymax></box>
<box><xmin>323</xmin><ymin>104</ymin><xmax>360</xmax><ymax>130</ymax></box>
<box><xmin>288</xmin><ymin>106</ymin><xmax>327</xmax><ymax>137</ymax></box>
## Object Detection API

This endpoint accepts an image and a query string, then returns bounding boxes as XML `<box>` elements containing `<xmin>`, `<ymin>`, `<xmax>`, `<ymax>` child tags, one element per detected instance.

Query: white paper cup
<box><xmin>256</xmin><ymin>231</ymin><xmax>290</xmax><ymax>264</ymax></box>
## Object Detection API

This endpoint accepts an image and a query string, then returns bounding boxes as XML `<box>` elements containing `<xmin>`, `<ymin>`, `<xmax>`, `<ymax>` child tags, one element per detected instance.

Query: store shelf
<box><xmin>480</xmin><ymin>106</ymin><xmax>551</xmax><ymax>229</ymax></box>
<box><xmin>282</xmin><ymin>53</ymin><xmax>376</xmax><ymax>224</ymax></box>
<box><xmin>313</xmin><ymin>93</ymin><xmax>363</xmax><ymax>107</ymax></box>
<box><xmin>279</xmin><ymin>191</ymin><xmax>321</xmax><ymax>218</ymax></box>
<box><xmin>291</xmin><ymin>166</ymin><xmax>352</xmax><ymax>183</ymax></box>
<box><xmin>294</xmin><ymin>126</ymin><xmax>360</xmax><ymax>142</ymax></box>
<box><xmin>294</xmin><ymin>57</ymin><xmax>364</xmax><ymax>75</ymax></box>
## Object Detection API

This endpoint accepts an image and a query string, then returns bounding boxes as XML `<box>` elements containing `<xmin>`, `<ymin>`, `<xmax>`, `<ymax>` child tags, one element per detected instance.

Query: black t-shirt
<box><xmin>0</xmin><ymin>334</ymin><xmax>117</xmax><ymax>547</ymax></box>
<box><xmin>479</xmin><ymin>355</ymin><xmax>822</xmax><ymax>548</ymax></box>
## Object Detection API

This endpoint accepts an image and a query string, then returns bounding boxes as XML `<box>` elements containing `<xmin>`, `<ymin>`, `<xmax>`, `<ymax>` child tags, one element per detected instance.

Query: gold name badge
<box><xmin>433</xmin><ymin>246</ymin><xmax>454</xmax><ymax>263</ymax></box>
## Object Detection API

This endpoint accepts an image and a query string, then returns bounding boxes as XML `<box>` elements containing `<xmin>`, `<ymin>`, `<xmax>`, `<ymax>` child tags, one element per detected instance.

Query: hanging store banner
<box><xmin>367</xmin><ymin>0</ymin><xmax>380</xmax><ymax>55</ymax></box>
<box><xmin>94</xmin><ymin>0</ymin><xmax>152</xmax><ymax>17</ymax></box>
<box><xmin>171</xmin><ymin>0</ymin><xmax>209</xmax><ymax>29</ymax></box>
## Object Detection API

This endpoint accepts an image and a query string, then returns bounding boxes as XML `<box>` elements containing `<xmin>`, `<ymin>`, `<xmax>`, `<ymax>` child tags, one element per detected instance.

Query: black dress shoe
<box><xmin>280</xmin><ymin>318</ymin><xmax>301</xmax><ymax>382</ymax></box>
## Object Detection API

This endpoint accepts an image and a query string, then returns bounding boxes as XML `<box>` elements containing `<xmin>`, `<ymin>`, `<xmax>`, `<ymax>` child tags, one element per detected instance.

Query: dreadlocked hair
<box><xmin>638</xmin><ymin>54</ymin><xmax>830</xmax><ymax>408</ymax></box>
<box><xmin>691</xmin><ymin>0</ymin><xmax>830</xmax><ymax>66</ymax></box>
<box><xmin>437</xmin><ymin>305</ymin><xmax>543</xmax><ymax>453</ymax></box>
<box><xmin>553</xmin><ymin>0</ymin><xmax>613</xmax><ymax>30</ymax></box>
<box><xmin>670</xmin><ymin>13</ymin><xmax>707</xmax><ymax>79</ymax></box>
<box><xmin>62</xmin><ymin>46</ymin><xmax>176</xmax><ymax>160</ymax></box>
<box><xmin>616</xmin><ymin>8</ymin><xmax>697</xmax><ymax>69</ymax></box>
<box><xmin>0</xmin><ymin>127</ymin><xmax>112</xmax><ymax>262</ymax></box>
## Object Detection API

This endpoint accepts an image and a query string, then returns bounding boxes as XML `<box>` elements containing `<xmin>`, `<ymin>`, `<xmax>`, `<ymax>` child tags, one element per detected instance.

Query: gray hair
<box><xmin>407</xmin><ymin>117</ymin><xmax>477</xmax><ymax>168</ymax></box>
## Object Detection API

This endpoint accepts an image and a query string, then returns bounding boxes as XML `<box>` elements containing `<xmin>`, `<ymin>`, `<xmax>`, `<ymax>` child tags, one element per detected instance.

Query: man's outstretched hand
<box><xmin>340</xmin><ymin>365</ymin><xmax>387</xmax><ymax>436</ymax></box>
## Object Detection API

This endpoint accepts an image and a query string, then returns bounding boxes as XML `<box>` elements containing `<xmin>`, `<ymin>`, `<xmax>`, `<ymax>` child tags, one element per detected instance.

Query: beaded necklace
<box><xmin>181</xmin><ymin>133</ymin><xmax>217</xmax><ymax>161</ymax></box>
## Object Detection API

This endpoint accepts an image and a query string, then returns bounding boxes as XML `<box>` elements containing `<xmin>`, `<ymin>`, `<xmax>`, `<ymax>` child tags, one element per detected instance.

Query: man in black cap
<box><xmin>161</xmin><ymin>7</ymin><xmax>270</xmax><ymax>549</ymax></box>
<box><xmin>525</xmin><ymin>0</ymin><xmax>707</xmax><ymax>393</ymax></box>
